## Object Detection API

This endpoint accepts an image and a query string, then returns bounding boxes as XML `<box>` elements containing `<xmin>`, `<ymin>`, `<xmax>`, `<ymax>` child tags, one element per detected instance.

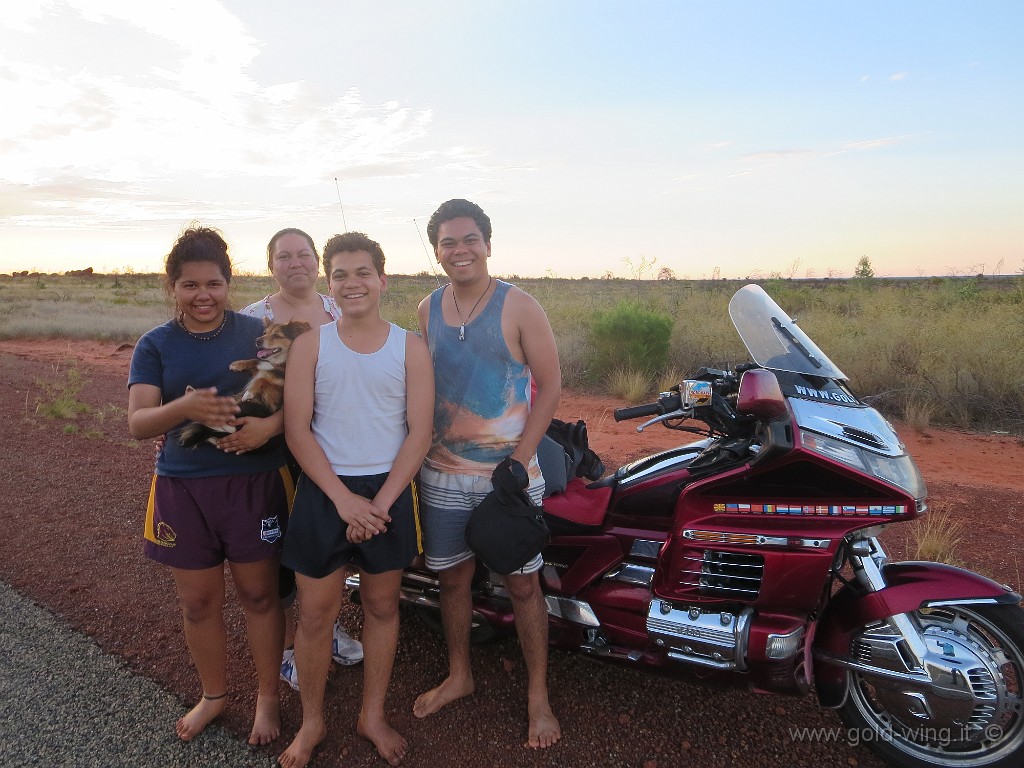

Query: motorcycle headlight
<box><xmin>801</xmin><ymin>430</ymin><xmax>927</xmax><ymax>500</ymax></box>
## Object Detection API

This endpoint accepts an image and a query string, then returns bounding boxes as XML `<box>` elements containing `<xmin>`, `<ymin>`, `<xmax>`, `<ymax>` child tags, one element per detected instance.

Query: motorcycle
<box><xmin>350</xmin><ymin>283</ymin><xmax>1024</xmax><ymax>768</ymax></box>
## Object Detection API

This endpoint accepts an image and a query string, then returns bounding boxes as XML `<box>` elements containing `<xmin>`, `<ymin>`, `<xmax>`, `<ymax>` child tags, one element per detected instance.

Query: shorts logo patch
<box><xmin>261</xmin><ymin>516</ymin><xmax>282</xmax><ymax>543</ymax></box>
<box><xmin>153</xmin><ymin>521</ymin><xmax>177</xmax><ymax>548</ymax></box>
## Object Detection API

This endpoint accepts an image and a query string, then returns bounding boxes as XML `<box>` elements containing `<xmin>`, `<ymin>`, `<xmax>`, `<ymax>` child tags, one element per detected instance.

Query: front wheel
<box><xmin>838</xmin><ymin>603</ymin><xmax>1024</xmax><ymax>768</ymax></box>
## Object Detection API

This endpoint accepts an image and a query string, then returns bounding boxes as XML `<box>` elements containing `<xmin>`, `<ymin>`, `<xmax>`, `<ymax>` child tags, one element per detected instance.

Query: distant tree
<box><xmin>854</xmin><ymin>256</ymin><xmax>875</xmax><ymax>279</ymax></box>
<box><xmin>657</xmin><ymin>266</ymin><xmax>676</xmax><ymax>280</ymax></box>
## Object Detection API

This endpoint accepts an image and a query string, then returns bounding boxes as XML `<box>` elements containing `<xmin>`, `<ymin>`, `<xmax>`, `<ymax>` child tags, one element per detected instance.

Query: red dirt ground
<box><xmin>2</xmin><ymin>337</ymin><xmax>1022</xmax><ymax>768</ymax></box>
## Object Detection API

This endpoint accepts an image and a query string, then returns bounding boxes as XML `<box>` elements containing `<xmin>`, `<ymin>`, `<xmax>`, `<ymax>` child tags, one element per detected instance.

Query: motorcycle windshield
<box><xmin>728</xmin><ymin>284</ymin><xmax>846</xmax><ymax>380</ymax></box>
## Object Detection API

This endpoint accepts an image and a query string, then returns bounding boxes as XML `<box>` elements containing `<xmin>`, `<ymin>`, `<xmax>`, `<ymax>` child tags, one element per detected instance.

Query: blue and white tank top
<box><xmin>424</xmin><ymin>280</ymin><xmax>531</xmax><ymax>476</ymax></box>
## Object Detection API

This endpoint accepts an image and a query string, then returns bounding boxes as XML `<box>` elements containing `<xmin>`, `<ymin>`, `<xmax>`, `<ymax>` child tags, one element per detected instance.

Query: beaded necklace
<box><xmin>177</xmin><ymin>312</ymin><xmax>227</xmax><ymax>341</ymax></box>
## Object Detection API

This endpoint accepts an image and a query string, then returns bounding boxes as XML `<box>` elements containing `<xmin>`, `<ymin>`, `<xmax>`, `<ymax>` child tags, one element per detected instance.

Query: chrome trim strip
<box><xmin>683</xmin><ymin>529</ymin><xmax>833</xmax><ymax>549</ymax></box>
<box><xmin>677</xmin><ymin>580</ymin><xmax>760</xmax><ymax>595</ymax></box>
<box><xmin>680</xmin><ymin>571</ymin><xmax>762</xmax><ymax>584</ymax></box>
<box><xmin>813</xmin><ymin>650</ymin><xmax>934</xmax><ymax>684</ymax></box>
<box><xmin>681</xmin><ymin>555</ymin><xmax>764</xmax><ymax>570</ymax></box>
<box><xmin>667</xmin><ymin>651</ymin><xmax>735</xmax><ymax>670</ymax></box>
<box><xmin>923</xmin><ymin>598</ymin><xmax>1002</xmax><ymax>608</ymax></box>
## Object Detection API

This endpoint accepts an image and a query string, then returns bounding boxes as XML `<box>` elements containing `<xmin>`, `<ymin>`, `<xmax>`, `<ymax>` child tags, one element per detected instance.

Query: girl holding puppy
<box><xmin>127</xmin><ymin>225</ymin><xmax>288</xmax><ymax>745</ymax></box>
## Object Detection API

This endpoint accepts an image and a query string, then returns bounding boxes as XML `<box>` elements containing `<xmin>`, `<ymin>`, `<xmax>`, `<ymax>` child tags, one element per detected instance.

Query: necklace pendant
<box><xmin>459</xmin><ymin>324</ymin><xmax>466</xmax><ymax>341</ymax></box>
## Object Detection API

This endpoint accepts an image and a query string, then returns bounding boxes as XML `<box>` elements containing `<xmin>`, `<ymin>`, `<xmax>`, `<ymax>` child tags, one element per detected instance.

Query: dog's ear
<box><xmin>263</xmin><ymin>316</ymin><xmax>272</xmax><ymax>329</ymax></box>
<box><xmin>284</xmin><ymin>321</ymin><xmax>312</xmax><ymax>340</ymax></box>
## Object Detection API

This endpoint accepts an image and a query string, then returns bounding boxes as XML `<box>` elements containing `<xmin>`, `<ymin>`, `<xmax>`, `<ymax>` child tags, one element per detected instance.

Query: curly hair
<box><xmin>426</xmin><ymin>199</ymin><xmax>492</xmax><ymax>248</ymax></box>
<box><xmin>265</xmin><ymin>227</ymin><xmax>318</xmax><ymax>271</ymax></box>
<box><xmin>164</xmin><ymin>225</ymin><xmax>232</xmax><ymax>287</ymax></box>
<box><xmin>322</xmin><ymin>232</ymin><xmax>386</xmax><ymax>275</ymax></box>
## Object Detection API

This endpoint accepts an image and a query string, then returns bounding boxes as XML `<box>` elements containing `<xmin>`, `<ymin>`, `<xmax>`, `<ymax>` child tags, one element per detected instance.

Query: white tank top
<box><xmin>312</xmin><ymin>321</ymin><xmax>408</xmax><ymax>475</ymax></box>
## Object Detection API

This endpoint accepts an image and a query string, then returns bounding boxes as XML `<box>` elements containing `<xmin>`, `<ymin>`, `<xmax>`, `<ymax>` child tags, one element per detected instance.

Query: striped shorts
<box><xmin>419</xmin><ymin>466</ymin><xmax>545</xmax><ymax>573</ymax></box>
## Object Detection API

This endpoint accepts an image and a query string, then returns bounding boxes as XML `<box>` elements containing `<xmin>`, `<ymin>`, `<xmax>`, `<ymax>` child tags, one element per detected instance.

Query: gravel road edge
<box><xmin>0</xmin><ymin>580</ymin><xmax>275</xmax><ymax>768</ymax></box>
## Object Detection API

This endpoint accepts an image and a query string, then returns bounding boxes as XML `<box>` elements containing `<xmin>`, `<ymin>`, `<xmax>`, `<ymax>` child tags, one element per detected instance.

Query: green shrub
<box><xmin>590</xmin><ymin>301</ymin><xmax>672</xmax><ymax>380</ymax></box>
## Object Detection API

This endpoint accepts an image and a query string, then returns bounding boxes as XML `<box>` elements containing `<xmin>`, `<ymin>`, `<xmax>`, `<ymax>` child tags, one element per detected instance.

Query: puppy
<box><xmin>178</xmin><ymin>317</ymin><xmax>311</xmax><ymax>448</ymax></box>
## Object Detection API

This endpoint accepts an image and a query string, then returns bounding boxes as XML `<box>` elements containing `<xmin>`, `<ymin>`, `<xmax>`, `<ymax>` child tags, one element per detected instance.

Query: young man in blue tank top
<box><xmin>413</xmin><ymin>199</ymin><xmax>563</xmax><ymax>749</ymax></box>
<box><xmin>279</xmin><ymin>233</ymin><xmax>434</xmax><ymax>768</ymax></box>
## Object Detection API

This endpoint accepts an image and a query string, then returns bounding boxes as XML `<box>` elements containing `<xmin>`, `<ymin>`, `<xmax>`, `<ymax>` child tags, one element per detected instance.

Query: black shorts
<box><xmin>278</xmin><ymin>460</ymin><xmax>301</xmax><ymax>601</ymax></box>
<box><xmin>282</xmin><ymin>472</ymin><xmax>421</xmax><ymax>577</ymax></box>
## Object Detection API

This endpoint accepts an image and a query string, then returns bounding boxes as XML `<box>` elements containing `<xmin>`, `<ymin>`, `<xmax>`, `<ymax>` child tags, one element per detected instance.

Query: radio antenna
<box><xmin>414</xmin><ymin>217</ymin><xmax>442</xmax><ymax>288</ymax></box>
<box><xmin>334</xmin><ymin>177</ymin><xmax>348</xmax><ymax>231</ymax></box>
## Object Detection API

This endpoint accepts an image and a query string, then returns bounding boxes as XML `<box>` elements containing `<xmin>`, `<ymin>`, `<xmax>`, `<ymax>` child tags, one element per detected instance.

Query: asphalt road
<box><xmin>0</xmin><ymin>581</ymin><xmax>270</xmax><ymax>768</ymax></box>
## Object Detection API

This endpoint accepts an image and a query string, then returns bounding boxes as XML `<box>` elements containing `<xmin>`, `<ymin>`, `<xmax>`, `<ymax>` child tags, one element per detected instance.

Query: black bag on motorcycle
<box><xmin>465</xmin><ymin>487</ymin><xmax>549</xmax><ymax>575</ymax></box>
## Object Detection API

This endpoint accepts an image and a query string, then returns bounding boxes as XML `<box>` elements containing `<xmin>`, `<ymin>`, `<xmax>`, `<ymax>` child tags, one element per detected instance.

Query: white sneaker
<box><xmin>280</xmin><ymin>647</ymin><xmax>300</xmax><ymax>691</ymax></box>
<box><xmin>332</xmin><ymin>622</ymin><xmax>363</xmax><ymax>665</ymax></box>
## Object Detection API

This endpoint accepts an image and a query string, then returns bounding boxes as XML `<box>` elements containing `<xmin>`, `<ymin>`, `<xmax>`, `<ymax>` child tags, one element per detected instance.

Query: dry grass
<box><xmin>909</xmin><ymin>509</ymin><xmax>965</xmax><ymax>566</ymax></box>
<box><xmin>657</xmin><ymin>368</ymin><xmax>686</xmax><ymax>394</ymax></box>
<box><xmin>3</xmin><ymin>272</ymin><xmax>1024</xmax><ymax>433</ymax></box>
<box><xmin>34</xmin><ymin>367</ymin><xmax>91</xmax><ymax>420</ymax></box>
<box><xmin>607</xmin><ymin>366</ymin><xmax>652</xmax><ymax>404</ymax></box>
<box><xmin>903</xmin><ymin>398</ymin><xmax>935</xmax><ymax>436</ymax></box>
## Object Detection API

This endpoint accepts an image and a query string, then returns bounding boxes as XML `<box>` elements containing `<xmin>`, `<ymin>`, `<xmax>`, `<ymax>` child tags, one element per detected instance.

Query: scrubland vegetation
<box><xmin>2</xmin><ymin>271</ymin><xmax>1023</xmax><ymax>433</ymax></box>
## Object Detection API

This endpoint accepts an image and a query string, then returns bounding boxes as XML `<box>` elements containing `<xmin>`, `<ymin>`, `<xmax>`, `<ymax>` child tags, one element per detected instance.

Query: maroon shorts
<box><xmin>143</xmin><ymin>468</ymin><xmax>294</xmax><ymax>569</ymax></box>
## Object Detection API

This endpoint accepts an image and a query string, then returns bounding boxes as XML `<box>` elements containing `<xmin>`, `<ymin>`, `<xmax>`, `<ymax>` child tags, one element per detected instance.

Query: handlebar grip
<box><xmin>613</xmin><ymin>403</ymin><xmax>663</xmax><ymax>422</ymax></box>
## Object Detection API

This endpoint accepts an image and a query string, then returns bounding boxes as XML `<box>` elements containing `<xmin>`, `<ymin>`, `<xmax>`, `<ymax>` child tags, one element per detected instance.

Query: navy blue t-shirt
<box><xmin>128</xmin><ymin>312</ymin><xmax>286</xmax><ymax>478</ymax></box>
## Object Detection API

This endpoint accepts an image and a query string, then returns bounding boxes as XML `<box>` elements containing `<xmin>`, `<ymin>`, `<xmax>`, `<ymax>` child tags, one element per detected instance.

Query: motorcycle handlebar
<box><xmin>613</xmin><ymin>402</ymin><xmax>663</xmax><ymax>422</ymax></box>
<box><xmin>613</xmin><ymin>391</ymin><xmax>682</xmax><ymax>422</ymax></box>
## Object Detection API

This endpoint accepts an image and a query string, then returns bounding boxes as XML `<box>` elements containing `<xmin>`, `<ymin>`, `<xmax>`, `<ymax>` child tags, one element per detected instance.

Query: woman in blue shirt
<box><xmin>128</xmin><ymin>226</ymin><xmax>289</xmax><ymax>746</ymax></box>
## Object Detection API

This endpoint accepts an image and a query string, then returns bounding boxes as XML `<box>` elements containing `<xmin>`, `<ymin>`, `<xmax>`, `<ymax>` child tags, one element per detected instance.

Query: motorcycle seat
<box><xmin>542</xmin><ymin>477</ymin><xmax>613</xmax><ymax>531</ymax></box>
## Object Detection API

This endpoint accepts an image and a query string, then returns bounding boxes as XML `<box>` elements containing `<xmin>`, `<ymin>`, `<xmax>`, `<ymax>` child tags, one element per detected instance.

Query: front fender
<box><xmin>813</xmin><ymin>561</ymin><xmax>1021</xmax><ymax>707</ymax></box>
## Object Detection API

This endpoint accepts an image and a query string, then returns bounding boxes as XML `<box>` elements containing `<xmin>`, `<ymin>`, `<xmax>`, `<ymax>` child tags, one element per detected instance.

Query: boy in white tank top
<box><xmin>279</xmin><ymin>233</ymin><xmax>434</xmax><ymax>768</ymax></box>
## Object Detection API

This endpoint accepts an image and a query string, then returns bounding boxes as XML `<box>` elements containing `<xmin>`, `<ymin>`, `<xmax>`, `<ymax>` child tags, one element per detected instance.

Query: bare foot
<box><xmin>357</xmin><ymin>714</ymin><xmax>408</xmax><ymax>766</ymax></box>
<box><xmin>248</xmin><ymin>692</ymin><xmax>281</xmax><ymax>746</ymax></box>
<box><xmin>526</xmin><ymin>701</ymin><xmax>561</xmax><ymax>749</ymax></box>
<box><xmin>278</xmin><ymin>720</ymin><xmax>327</xmax><ymax>768</ymax></box>
<box><xmin>175</xmin><ymin>693</ymin><xmax>227</xmax><ymax>742</ymax></box>
<box><xmin>412</xmin><ymin>676</ymin><xmax>474</xmax><ymax>718</ymax></box>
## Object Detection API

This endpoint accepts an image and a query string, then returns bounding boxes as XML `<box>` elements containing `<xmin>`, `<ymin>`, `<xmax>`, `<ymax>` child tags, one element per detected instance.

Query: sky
<box><xmin>1</xmin><ymin>1</ymin><xmax>1021</xmax><ymax>279</ymax></box>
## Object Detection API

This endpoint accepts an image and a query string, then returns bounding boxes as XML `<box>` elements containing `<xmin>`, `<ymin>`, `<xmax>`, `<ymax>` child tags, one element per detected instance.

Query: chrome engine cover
<box><xmin>646</xmin><ymin>601</ymin><xmax>753</xmax><ymax>670</ymax></box>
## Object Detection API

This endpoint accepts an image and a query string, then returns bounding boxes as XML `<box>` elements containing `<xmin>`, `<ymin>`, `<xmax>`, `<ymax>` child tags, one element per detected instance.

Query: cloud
<box><xmin>0</xmin><ymin>177</ymin><xmax>339</xmax><ymax>230</ymax></box>
<box><xmin>889</xmin><ymin>72</ymin><xmax>909</xmax><ymax>81</ymax></box>
<box><xmin>839</xmin><ymin>135</ymin><xmax>920</xmax><ymax>152</ymax></box>
<box><xmin>725</xmin><ymin>133</ymin><xmax>923</xmax><ymax>179</ymax></box>
<box><xmin>0</xmin><ymin>1</ymin><xmax>488</xmax><ymax>229</ymax></box>
<box><xmin>1</xmin><ymin>0</ymin><xmax>50</xmax><ymax>33</ymax></box>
